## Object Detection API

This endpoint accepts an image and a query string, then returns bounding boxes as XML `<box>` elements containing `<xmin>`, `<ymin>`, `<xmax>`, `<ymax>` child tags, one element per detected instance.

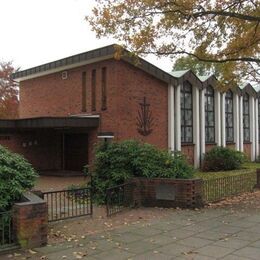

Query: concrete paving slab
<box><xmin>232</xmin><ymin>246</ymin><xmax>260</xmax><ymax>259</ymax></box>
<box><xmin>165</xmin><ymin>228</ymin><xmax>198</xmax><ymax>240</ymax></box>
<box><xmin>195</xmin><ymin>245</ymin><xmax>236</xmax><ymax>258</ymax></box>
<box><xmin>111</xmin><ymin>232</ymin><xmax>145</xmax><ymax>243</ymax></box>
<box><xmin>92</xmin><ymin>248</ymin><xmax>135</xmax><ymax>260</ymax></box>
<box><xmin>132</xmin><ymin>251</ymin><xmax>173</xmax><ymax>260</ymax></box>
<box><xmin>176</xmin><ymin>237</ymin><xmax>213</xmax><ymax>248</ymax></box>
<box><xmin>211</xmin><ymin>238</ymin><xmax>251</xmax><ymax>249</ymax></box>
<box><xmin>221</xmin><ymin>255</ymin><xmax>252</xmax><ymax>260</ymax></box>
<box><xmin>120</xmin><ymin>240</ymin><xmax>160</xmax><ymax>254</ymax></box>
<box><xmin>130</xmin><ymin>226</ymin><xmax>163</xmax><ymax>236</ymax></box>
<box><xmin>159</xmin><ymin>243</ymin><xmax>195</xmax><ymax>257</ymax></box>
<box><xmin>143</xmin><ymin>234</ymin><xmax>178</xmax><ymax>246</ymax></box>
<box><xmin>235</xmin><ymin>231</ymin><xmax>260</xmax><ymax>241</ymax></box>
<box><xmin>245</xmin><ymin>214</ymin><xmax>260</xmax><ymax>222</ymax></box>
<box><xmin>195</xmin><ymin>230</ymin><xmax>229</xmax><ymax>241</ymax></box>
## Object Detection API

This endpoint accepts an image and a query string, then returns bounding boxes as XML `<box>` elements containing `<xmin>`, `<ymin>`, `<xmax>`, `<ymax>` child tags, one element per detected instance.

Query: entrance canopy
<box><xmin>0</xmin><ymin>116</ymin><xmax>99</xmax><ymax>131</ymax></box>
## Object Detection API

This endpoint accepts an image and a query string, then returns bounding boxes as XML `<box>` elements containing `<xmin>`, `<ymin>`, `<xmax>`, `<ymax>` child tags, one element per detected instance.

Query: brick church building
<box><xmin>0</xmin><ymin>44</ymin><xmax>259</xmax><ymax>173</ymax></box>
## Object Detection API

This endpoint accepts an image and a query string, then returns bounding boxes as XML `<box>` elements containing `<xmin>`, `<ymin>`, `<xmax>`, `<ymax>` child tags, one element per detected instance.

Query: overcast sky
<box><xmin>0</xmin><ymin>0</ymin><xmax>171</xmax><ymax>71</ymax></box>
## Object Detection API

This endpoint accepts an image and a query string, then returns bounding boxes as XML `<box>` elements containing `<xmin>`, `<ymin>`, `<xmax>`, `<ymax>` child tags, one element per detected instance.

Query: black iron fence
<box><xmin>106</xmin><ymin>182</ymin><xmax>135</xmax><ymax>217</ymax></box>
<box><xmin>43</xmin><ymin>187</ymin><xmax>92</xmax><ymax>222</ymax></box>
<box><xmin>0</xmin><ymin>211</ymin><xmax>14</xmax><ymax>250</ymax></box>
<box><xmin>203</xmin><ymin>171</ymin><xmax>257</xmax><ymax>203</ymax></box>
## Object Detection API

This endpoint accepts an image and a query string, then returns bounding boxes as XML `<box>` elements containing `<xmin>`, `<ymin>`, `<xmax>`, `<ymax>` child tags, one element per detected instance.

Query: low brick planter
<box><xmin>131</xmin><ymin>177</ymin><xmax>204</xmax><ymax>209</ymax></box>
<box><xmin>12</xmin><ymin>192</ymin><xmax>48</xmax><ymax>249</ymax></box>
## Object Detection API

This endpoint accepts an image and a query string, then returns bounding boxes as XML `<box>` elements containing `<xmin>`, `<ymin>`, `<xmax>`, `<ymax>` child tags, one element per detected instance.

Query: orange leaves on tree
<box><xmin>0</xmin><ymin>61</ymin><xmax>19</xmax><ymax>119</ymax></box>
<box><xmin>87</xmin><ymin>0</ymin><xmax>260</xmax><ymax>85</ymax></box>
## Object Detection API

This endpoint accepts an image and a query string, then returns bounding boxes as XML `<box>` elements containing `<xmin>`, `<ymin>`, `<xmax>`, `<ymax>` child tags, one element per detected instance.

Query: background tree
<box><xmin>0</xmin><ymin>61</ymin><xmax>19</xmax><ymax>119</ymax></box>
<box><xmin>87</xmin><ymin>0</ymin><xmax>260</xmax><ymax>85</ymax></box>
<box><xmin>173</xmin><ymin>56</ymin><xmax>220</xmax><ymax>76</ymax></box>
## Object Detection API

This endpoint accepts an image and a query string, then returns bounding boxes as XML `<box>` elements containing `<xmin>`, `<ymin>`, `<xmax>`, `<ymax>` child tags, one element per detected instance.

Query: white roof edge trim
<box><xmin>15</xmin><ymin>54</ymin><xmax>114</xmax><ymax>82</ymax></box>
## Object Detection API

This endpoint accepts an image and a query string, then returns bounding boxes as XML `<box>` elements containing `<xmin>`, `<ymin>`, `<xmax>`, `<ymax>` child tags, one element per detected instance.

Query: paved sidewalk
<box><xmin>27</xmin><ymin>207</ymin><xmax>260</xmax><ymax>259</ymax></box>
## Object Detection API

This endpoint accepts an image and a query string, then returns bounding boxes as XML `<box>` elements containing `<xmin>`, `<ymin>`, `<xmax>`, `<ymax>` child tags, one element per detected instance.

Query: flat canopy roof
<box><xmin>0</xmin><ymin>117</ymin><xmax>99</xmax><ymax>130</ymax></box>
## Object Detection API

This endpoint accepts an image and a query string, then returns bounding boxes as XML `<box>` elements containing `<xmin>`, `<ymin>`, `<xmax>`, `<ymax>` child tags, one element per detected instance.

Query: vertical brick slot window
<box><xmin>101</xmin><ymin>67</ymin><xmax>107</xmax><ymax>110</ymax></box>
<box><xmin>225</xmin><ymin>90</ymin><xmax>234</xmax><ymax>143</ymax></box>
<box><xmin>91</xmin><ymin>69</ymin><xmax>96</xmax><ymax>111</ymax></box>
<box><xmin>82</xmin><ymin>71</ymin><xmax>87</xmax><ymax>112</ymax></box>
<box><xmin>205</xmin><ymin>85</ymin><xmax>215</xmax><ymax>143</ymax></box>
<box><xmin>181</xmin><ymin>81</ymin><xmax>193</xmax><ymax>143</ymax></box>
<box><xmin>243</xmin><ymin>93</ymin><xmax>250</xmax><ymax>142</ymax></box>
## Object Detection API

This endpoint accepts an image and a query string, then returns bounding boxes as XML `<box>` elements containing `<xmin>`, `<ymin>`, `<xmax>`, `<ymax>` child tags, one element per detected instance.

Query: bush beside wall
<box><xmin>202</xmin><ymin>146</ymin><xmax>245</xmax><ymax>172</ymax></box>
<box><xmin>0</xmin><ymin>145</ymin><xmax>37</xmax><ymax>211</ymax></box>
<box><xmin>90</xmin><ymin>140</ymin><xmax>194</xmax><ymax>203</ymax></box>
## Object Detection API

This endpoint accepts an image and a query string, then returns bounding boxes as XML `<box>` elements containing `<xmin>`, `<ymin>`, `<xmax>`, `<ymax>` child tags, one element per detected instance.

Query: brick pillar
<box><xmin>12</xmin><ymin>192</ymin><xmax>48</xmax><ymax>249</ymax></box>
<box><xmin>256</xmin><ymin>169</ymin><xmax>260</xmax><ymax>189</ymax></box>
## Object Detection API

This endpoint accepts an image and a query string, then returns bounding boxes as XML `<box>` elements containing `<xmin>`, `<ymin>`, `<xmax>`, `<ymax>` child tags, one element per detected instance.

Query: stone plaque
<box><xmin>155</xmin><ymin>184</ymin><xmax>176</xmax><ymax>201</ymax></box>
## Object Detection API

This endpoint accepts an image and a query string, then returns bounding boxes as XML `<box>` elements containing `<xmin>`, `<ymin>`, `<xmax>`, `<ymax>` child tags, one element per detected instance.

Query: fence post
<box><xmin>255</xmin><ymin>169</ymin><xmax>260</xmax><ymax>189</ymax></box>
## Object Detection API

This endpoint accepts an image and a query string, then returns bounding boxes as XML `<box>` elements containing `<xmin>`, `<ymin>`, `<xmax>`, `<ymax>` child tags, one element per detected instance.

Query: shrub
<box><xmin>202</xmin><ymin>146</ymin><xmax>245</xmax><ymax>172</ymax></box>
<box><xmin>0</xmin><ymin>145</ymin><xmax>38</xmax><ymax>211</ymax></box>
<box><xmin>90</xmin><ymin>140</ymin><xmax>194</xmax><ymax>203</ymax></box>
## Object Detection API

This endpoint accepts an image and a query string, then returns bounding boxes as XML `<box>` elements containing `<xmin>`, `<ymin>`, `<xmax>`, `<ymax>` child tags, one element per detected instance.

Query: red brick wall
<box><xmin>12</xmin><ymin>193</ymin><xmax>48</xmax><ymax>248</ymax></box>
<box><xmin>226</xmin><ymin>143</ymin><xmax>236</xmax><ymax>150</ymax></box>
<box><xmin>205</xmin><ymin>144</ymin><xmax>216</xmax><ymax>153</ymax></box>
<box><xmin>132</xmin><ymin>177</ymin><xmax>204</xmax><ymax>209</ymax></box>
<box><xmin>0</xmin><ymin>132</ymin><xmax>62</xmax><ymax>171</ymax></box>
<box><xmin>19</xmin><ymin>59</ymin><xmax>118</xmax><ymax>118</ymax></box>
<box><xmin>15</xmin><ymin>59</ymin><xmax>169</xmax><ymax>167</ymax></box>
<box><xmin>181</xmin><ymin>145</ymin><xmax>194</xmax><ymax>164</ymax></box>
<box><xmin>113</xmin><ymin>61</ymin><xmax>168</xmax><ymax>149</ymax></box>
<box><xmin>243</xmin><ymin>143</ymin><xmax>251</xmax><ymax>160</ymax></box>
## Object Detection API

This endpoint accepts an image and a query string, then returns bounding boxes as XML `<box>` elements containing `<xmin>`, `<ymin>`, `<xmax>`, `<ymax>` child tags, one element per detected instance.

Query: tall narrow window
<box><xmin>81</xmin><ymin>71</ymin><xmax>87</xmax><ymax>112</ymax></box>
<box><xmin>205</xmin><ymin>86</ymin><xmax>215</xmax><ymax>143</ymax></box>
<box><xmin>101</xmin><ymin>67</ymin><xmax>107</xmax><ymax>110</ymax></box>
<box><xmin>181</xmin><ymin>81</ymin><xmax>193</xmax><ymax>143</ymax></box>
<box><xmin>243</xmin><ymin>93</ymin><xmax>250</xmax><ymax>142</ymax></box>
<box><xmin>91</xmin><ymin>69</ymin><xmax>96</xmax><ymax>111</ymax></box>
<box><xmin>225</xmin><ymin>90</ymin><xmax>234</xmax><ymax>143</ymax></box>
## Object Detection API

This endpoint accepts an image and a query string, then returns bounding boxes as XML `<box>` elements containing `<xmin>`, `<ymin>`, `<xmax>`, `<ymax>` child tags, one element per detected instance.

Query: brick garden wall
<box><xmin>131</xmin><ymin>177</ymin><xmax>204</xmax><ymax>209</ymax></box>
<box><xmin>12</xmin><ymin>192</ymin><xmax>48</xmax><ymax>249</ymax></box>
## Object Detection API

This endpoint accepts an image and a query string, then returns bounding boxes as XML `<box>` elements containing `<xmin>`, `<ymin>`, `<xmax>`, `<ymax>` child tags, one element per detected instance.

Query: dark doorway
<box><xmin>64</xmin><ymin>133</ymin><xmax>88</xmax><ymax>171</ymax></box>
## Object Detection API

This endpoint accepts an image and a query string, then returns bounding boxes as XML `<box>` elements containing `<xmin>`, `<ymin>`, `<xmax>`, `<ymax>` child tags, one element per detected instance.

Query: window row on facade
<box><xmin>168</xmin><ymin>71</ymin><xmax>259</xmax><ymax>168</ymax></box>
<box><xmin>180</xmin><ymin>82</ymin><xmax>255</xmax><ymax>145</ymax></box>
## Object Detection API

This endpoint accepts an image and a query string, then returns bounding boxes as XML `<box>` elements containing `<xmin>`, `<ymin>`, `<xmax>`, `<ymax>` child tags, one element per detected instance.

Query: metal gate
<box><xmin>106</xmin><ymin>182</ymin><xmax>135</xmax><ymax>217</ymax></box>
<box><xmin>0</xmin><ymin>211</ymin><xmax>17</xmax><ymax>252</ymax></box>
<box><xmin>43</xmin><ymin>187</ymin><xmax>92</xmax><ymax>222</ymax></box>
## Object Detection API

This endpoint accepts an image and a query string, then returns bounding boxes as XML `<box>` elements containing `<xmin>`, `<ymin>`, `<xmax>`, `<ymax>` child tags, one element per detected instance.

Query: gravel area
<box><xmin>34</xmin><ymin>176</ymin><xmax>87</xmax><ymax>192</ymax></box>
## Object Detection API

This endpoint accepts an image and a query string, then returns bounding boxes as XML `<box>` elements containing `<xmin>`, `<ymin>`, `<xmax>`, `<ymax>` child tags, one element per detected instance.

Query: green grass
<box><xmin>195</xmin><ymin>162</ymin><xmax>260</xmax><ymax>180</ymax></box>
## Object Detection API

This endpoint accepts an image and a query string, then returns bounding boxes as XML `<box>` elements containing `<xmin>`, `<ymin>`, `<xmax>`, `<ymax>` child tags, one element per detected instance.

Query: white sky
<box><xmin>0</xmin><ymin>0</ymin><xmax>171</xmax><ymax>72</ymax></box>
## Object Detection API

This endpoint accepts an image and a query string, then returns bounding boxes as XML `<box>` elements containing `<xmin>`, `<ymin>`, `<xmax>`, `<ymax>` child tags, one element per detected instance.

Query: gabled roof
<box><xmin>240</xmin><ymin>83</ymin><xmax>258</xmax><ymax>98</ymax></box>
<box><xmin>255</xmin><ymin>85</ymin><xmax>260</xmax><ymax>92</ymax></box>
<box><xmin>197</xmin><ymin>74</ymin><xmax>222</xmax><ymax>90</ymax></box>
<box><xmin>169</xmin><ymin>69</ymin><xmax>203</xmax><ymax>89</ymax></box>
<box><xmin>171</xmin><ymin>69</ymin><xmax>190</xmax><ymax>78</ymax></box>
<box><xmin>12</xmin><ymin>44</ymin><xmax>177</xmax><ymax>86</ymax></box>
